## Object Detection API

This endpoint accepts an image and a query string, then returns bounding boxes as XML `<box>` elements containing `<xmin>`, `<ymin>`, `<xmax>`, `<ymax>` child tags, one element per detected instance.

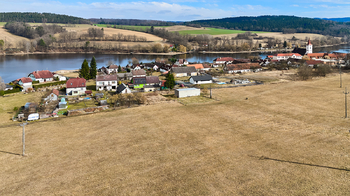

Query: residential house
<box><xmin>96</xmin><ymin>75</ymin><xmax>118</xmax><ymax>91</ymax></box>
<box><xmin>144</xmin><ymin>63</ymin><xmax>159</xmax><ymax>70</ymax></box>
<box><xmin>53</xmin><ymin>73</ymin><xmax>67</xmax><ymax>81</ymax></box>
<box><xmin>224</xmin><ymin>63</ymin><xmax>262</xmax><ymax>74</ymax></box>
<box><xmin>174</xmin><ymin>59</ymin><xmax>189</xmax><ymax>66</ymax></box>
<box><xmin>189</xmin><ymin>75</ymin><xmax>213</xmax><ymax>84</ymax></box>
<box><xmin>171</xmin><ymin>67</ymin><xmax>197</xmax><ymax>77</ymax></box>
<box><xmin>66</xmin><ymin>78</ymin><xmax>86</xmax><ymax>96</ymax></box>
<box><xmin>5</xmin><ymin>84</ymin><xmax>13</xmax><ymax>91</ymax></box>
<box><xmin>202</xmin><ymin>63</ymin><xmax>211</xmax><ymax>71</ymax></box>
<box><xmin>132</xmin><ymin>77</ymin><xmax>147</xmax><ymax>89</ymax></box>
<box><xmin>144</xmin><ymin>76</ymin><xmax>161</xmax><ymax>92</ymax></box>
<box><xmin>44</xmin><ymin>89</ymin><xmax>59</xmax><ymax>102</ymax></box>
<box><xmin>132</xmin><ymin>69</ymin><xmax>146</xmax><ymax>78</ymax></box>
<box><xmin>107</xmin><ymin>65</ymin><xmax>119</xmax><ymax>74</ymax></box>
<box><xmin>117</xmin><ymin>72</ymin><xmax>133</xmax><ymax>81</ymax></box>
<box><xmin>17</xmin><ymin>77</ymin><xmax>32</xmax><ymax>91</ymax></box>
<box><xmin>28</xmin><ymin>70</ymin><xmax>54</xmax><ymax>83</ymax></box>
<box><xmin>213</xmin><ymin>57</ymin><xmax>235</xmax><ymax>65</ymax></box>
<box><xmin>131</xmin><ymin>64</ymin><xmax>143</xmax><ymax>70</ymax></box>
<box><xmin>187</xmin><ymin>64</ymin><xmax>204</xmax><ymax>71</ymax></box>
<box><xmin>116</xmin><ymin>83</ymin><xmax>132</xmax><ymax>94</ymax></box>
<box><xmin>271</xmin><ymin>53</ymin><xmax>302</xmax><ymax>60</ymax></box>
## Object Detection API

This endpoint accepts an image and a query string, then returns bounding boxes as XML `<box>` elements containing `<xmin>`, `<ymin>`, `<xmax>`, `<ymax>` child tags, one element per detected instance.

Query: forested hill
<box><xmin>89</xmin><ymin>18</ymin><xmax>175</xmax><ymax>26</ymax></box>
<box><xmin>0</xmin><ymin>12</ymin><xmax>91</xmax><ymax>24</ymax></box>
<box><xmin>186</xmin><ymin>15</ymin><xmax>350</xmax><ymax>36</ymax></box>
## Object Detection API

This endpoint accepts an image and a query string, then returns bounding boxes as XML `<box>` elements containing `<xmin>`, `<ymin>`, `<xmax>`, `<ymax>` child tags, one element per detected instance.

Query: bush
<box><xmin>4</xmin><ymin>88</ymin><xmax>21</xmax><ymax>94</ymax></box>
<box><xmin>298</xmin><ymin>65</ymin><xmax>313</xmax><ymax>80</ymax></box>
<box><xmin>33</xmin><ymin>81</ymin><xmax>66</xmax><ymax>90</ymax></box>
<box><xmin>32</xmin><ymin>81</ymin><xmax>39</xmax><ymax>84</ymax></box>
<box><xmin>0</xmin><ymin>90</ymin><xmax>4</xmax><ymax>96</ymax></box>
<box><xmin>316</xmin><ymin>64</ymin><xmax>332</xmax><ymax>77</ymax></box>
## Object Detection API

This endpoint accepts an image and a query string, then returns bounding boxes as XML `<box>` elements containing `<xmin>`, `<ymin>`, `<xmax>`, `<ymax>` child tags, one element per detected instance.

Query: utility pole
<box><xmin>19</xmin><ymin>122</ymin><xmax>28</xmax><ymax>156</ymax></box>
<box><xmin>210</xmin><ymin>85</ymin><xmax>212</xmax><ymax>99</ymax></box>
<box><xmin>339</xmin><ymin>65</ymin><xmax>342</xmax><ymax>88</ymax></box>
<box><xmin>344</xmin><ymin>88</ymin><xmax>349</xmax><ymax>118</ymax></box>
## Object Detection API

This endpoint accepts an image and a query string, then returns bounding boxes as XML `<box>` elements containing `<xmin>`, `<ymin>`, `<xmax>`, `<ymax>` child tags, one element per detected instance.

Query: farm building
<box><xmin>175</xmin><ymin>88</ymin><xmax>200</xmax><ymax>98</ymax></box>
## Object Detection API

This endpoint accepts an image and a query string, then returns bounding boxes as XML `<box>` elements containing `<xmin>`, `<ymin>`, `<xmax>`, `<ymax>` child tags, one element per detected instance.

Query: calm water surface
<box><xmin>0</xmin><ymin>44</ymin><xmax>349</xmax><ymax>83</ymax></box>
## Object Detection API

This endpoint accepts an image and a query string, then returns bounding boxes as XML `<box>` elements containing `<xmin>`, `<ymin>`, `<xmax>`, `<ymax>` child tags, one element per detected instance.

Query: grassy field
<box><xmin>0</xmin><ymin>22</ymin><xmax>6</xmax><ymax>26</ymax></box>
<box><xmin>178</xmin><ymin>27</ymin><xmax>269</xmax><ymax>35</ymax></box>
<box><xmin>95</xmin><ymin>24</ymin><xmax>171</xmax><ymax>31</ymax></box>
<box><xmin>1</xmin><ymin>73</ymin><xmax>350</xmax><ymax>195</ymax></box>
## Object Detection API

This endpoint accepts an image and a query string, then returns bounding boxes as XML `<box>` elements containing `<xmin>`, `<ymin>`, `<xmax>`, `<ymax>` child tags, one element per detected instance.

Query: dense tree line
<box><xmin>0</xmin><ymin>12</ymin><xmax>90</xmax><ymax>24</ymax></box>
<box><xmin>5</xmin><ymin>22</ymin><xmax>65</xmax><ymax>39</ymax></box>
<box><xmin>186</xmin><ymin>15</ymin><xmax>350</xmax><ymax>37</ymax></box>
<box><xmin>89</xmin><ymin>18</ymin><xmax>175</xmax><ymax>26</ymax></box>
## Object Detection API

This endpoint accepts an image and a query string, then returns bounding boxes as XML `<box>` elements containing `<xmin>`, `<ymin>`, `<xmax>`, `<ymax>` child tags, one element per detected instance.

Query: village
<box><xmin>1</xmin><ymin>39</ymin><xmax>348</xmax><ymax>122</ymax></box>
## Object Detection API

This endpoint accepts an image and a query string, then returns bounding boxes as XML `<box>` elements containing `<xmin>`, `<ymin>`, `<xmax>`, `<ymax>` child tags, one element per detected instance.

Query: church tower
<box><xmin>306</xmin><ymin>39</ymin><xmax>312</xmax><ymax>54</ymax></box>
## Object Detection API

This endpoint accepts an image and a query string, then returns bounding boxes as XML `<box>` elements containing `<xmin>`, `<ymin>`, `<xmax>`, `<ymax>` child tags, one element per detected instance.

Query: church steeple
<box><xmin>306</xmin><ymin>39</ymin><xmax>313</xmax><ymax>54</ymax></box>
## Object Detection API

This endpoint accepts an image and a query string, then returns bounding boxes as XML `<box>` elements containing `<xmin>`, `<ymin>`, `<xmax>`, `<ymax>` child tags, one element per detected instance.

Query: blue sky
<box><xmin>1</xmin><ymin>0</ymin><xmax>350</xmax><ymax>21</ymax></box>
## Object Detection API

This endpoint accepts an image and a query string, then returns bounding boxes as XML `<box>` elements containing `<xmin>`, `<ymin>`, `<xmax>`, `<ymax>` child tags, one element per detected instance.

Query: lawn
<box><xmin>178</xmin><ymin>27</ymin><xmax>269</xmax><ymax>35</ymax></box>
<box><xmin>0</xmin><ymin>22</ymin><xmax>6</xmax><ymax>27</ymax></box>
<box><xmin>67</xmin><ymin>99</ymin><xmax>98</xmax><ymax>110</ymax></box>
<box><xmin>1</xmin><ymin>73</ymin><xmax>350</xmax><ymax>195</ymax></box>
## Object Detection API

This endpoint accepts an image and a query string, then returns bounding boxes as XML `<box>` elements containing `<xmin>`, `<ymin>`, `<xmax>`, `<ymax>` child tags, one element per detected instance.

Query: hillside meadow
<box><xmin>1</xmin><ymin>73</ymin><xmax>350</xmax><ymax>195</ymax></box>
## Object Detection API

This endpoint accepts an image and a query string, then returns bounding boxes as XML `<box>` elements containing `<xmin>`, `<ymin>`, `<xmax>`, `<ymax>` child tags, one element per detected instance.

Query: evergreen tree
<box><xmin>79</xmin><ymin>59</ymin><xmax>90</xmax><ymax>79</ymax></box>
<box><xmin>165</xmin><ymin>73</ymin><xmax>175</xmax><ymax>89</ymax></box>
<box><xmin>150</xmin><ymin>26</ymin><xmax>154</xmax><ymax>33</ymax></box>
<box><xmin>118</xmin><ymin>65</ymin><xmax>122</xmax><ymax>72</ymax></box>
<box><xmin>38</xmin><ymin>39</ymin><xmax>46</xmax><ymax>47</ymax></box>
<box><xmin>90</xmin><ymin>56</ymin><xmax>97</xmax><ymax>79</ymax></box>
<box><xmin>283</xmin><ymin>41</ymin><xmax>287</xmax><ymax>48</ymax></box>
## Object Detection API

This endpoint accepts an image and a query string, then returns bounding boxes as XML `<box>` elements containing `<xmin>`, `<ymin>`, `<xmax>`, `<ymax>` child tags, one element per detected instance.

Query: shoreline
<box><xmin>0</xmin><ymin>43</ymin><xmax>347</xmax><ymax>57</ymax></box>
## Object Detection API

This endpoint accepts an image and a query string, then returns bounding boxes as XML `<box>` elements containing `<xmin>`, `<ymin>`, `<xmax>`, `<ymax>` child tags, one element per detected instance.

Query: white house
<box><xmin>53</xmin><ymin>73</ymin><xmax>67</xmax><ymax>81</ymax></box>
<box><xmin>17</xmin><ymin>77</ymin><xmax>32</xmax><ymax>91</ymax></box>
<box><xmin>132</xmin><ymin>69</ymin><xmax>146</xmax><ymax>78</ymax></box>
<box><xmin>224</xmin><ymin>63</ymin><xmax>262</xmax><ymax>74</ymax></box>
<box><xmin>171</xmin><ymin>67</ymin><xmax>197</xmax><ymax>77</ymax></box>
<box><xmin>189</xmin><ymin>75</ymin><xmax>213</xmax><ymax>84</ymax></box>
<box><xmin>213</xmin><ymin>57</ymin><xmax>235</xmax><ymax>65</ymax></box>
<box><xmin>66</xmin><ymin>78</ymin><xmax>86</xmax><ymax>96</ymax></box>
<box><xmin>44</xmin><ymin>89</ymin><xmax>59</xmax><ymax>102</ymax></box>
<box><xmin>174</xmin><ymin>59</ymin><xmax>189</xmax><ymax>66</ymax></box>
<box><xmin>28</xmin><ymin>70</ymin><xmax>54</xmax><ymax>83</ymax></box>
<box><xmin>116</xmin><ymin>83</ymin><xmax>131</xmax><ymax>94</ymax></box>
<box><xmin>271</xmin><ymin>53</ymin><xmax>302</xmax><ymax>60</ymax></box>
<box><xmin>107</xmin><ymin>65</ymin><xmax>119</xmax><ymax>74</ymax></box>
<box><xmin>96</xmin><ymin>75</ymin><xmax>118</xmax><ymax>91</ymax></box>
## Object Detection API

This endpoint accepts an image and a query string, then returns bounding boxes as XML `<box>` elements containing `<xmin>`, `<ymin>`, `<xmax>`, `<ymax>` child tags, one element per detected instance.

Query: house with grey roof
<box><xmin>171</xmin><ymin>67</ymin><xmax>197</xmax><ymax>77</ymax></box>
<box><xmin>189</xmin><ymin>75</ymin><xmax>213</xmax><ymax>84</ymax></box>
<box><xmin>96</xmin><ymin>75</ymin><xmax>118</xmax><ymax>91</ymax></box>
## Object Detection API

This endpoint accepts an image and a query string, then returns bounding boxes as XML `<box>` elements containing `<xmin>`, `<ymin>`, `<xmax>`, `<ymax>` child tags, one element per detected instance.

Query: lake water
<box><xmin>0</xmin><ymin>44</ymin><xmax>349</xmax><ymax>83</ymax></box>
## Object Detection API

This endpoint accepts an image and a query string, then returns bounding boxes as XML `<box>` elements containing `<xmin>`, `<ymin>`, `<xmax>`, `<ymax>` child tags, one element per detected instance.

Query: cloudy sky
<box><xmin>1</xmin><ymin>0</ymin><xmax>350</xmax><ymax>21</ymax></box>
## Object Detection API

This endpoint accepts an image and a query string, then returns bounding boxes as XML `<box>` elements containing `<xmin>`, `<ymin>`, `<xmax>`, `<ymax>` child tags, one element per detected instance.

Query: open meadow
<box><xmin>1</xmin><ymin>73</ymin><xmax>350</xmax><ymax>195</ymax></box>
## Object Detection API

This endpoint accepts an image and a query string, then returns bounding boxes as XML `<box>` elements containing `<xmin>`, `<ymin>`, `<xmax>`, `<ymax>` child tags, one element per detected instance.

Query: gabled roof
<box><xmin>233</xmin><ymin>59</ymin><xmax>251</xmax><ymax>64</ymax></box>
<box><xmin>191</xmin><ymin>75</ymin><xmax>213</xmax><ymax>82</ymax></box>
<box><xmin>66</xmin><ymin>78</ymin><xmax>86</xmax><ymax>88</ymax></box>
<box><xmin>51</xmin><ymin>89</ymin><xmax>59</xmax><ymax>96</ymax></box>
<box><xmin>275</xmin><ymin>53</ymin><xmax>302</xmax><ymax>57</ymax></box>
<box><xmin>203</xmin><ymin>64</ymin><xmax>211</xmax><ymax>68</ymax></box>
<box><xmin>18</xmin><ymin>77</ymin><xmax>32</xmax><ymax>83</ymax></box>
<box><xmin>116</xmin><ymin>73</ymin><xmax>132</xmax><ymax>77</ymax></box>
<box><xmin>96</xmin><ymin>75</ymin><xmax>118</xmax><ymax>81</ymax></box>
<box><xmin>307</xmin><ymin>53</ymin><xmax>325</xmax><ymax>58</ymax></box>
<box><xmin>187</xmin><ymin>64</ymin><xmax>204</xmax><ymax>69</ymax></box>
<box><xmin>132</xmin><ymin>69</ymin><xmax>146</xmax><ymax>76</ymax></box>
<box><xmin>214</xmin><ymin>57</ymin><xmax>235</xmax><ymax>62</ymax></box>
<box><xmin>30</xmin><ymin>70</ymin><xmax>54</xmax><ymax>79</ymax></box>
<box><xmin>306</xmin><ymin>60</ymin><xmax>324</xmax><ymax>65</ymax></box>
<box><xmin>107</xmin><ymin>65</ymin><xmax>119</xmax><ymax>69</ymax></box>
<box><xmin>171</xmin><ymin>66</ymin><xmax>197</xmax><ymax>73</ymax></box>
<box><xmin>292</xmin><ymin>48</ymin><xmax>307</xmax><ymax>56</ymax></box>
<box><xmin>116</xmin><ymin>83</ymin><xmax>127</xmax><ymax>93</ymax></box>
<box><xmin>133</xmin><ymin>77</ymin><xmax>147</xmax><ymax>85</ymax></box>
<box><xmin>225</xmin><ymin>63</ymin><xmax>261</xmax><ymax>71</ymax></box>
<box><xmin>146</xmin><ymin>76</ymin><xmax>160</xmax><ymax>84</ymax></box>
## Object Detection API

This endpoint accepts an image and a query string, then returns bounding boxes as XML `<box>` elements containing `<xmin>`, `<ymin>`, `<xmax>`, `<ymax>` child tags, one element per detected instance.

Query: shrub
<box><xmin>0</xmin><ymin>90</ymin><xmax>4</xmax><ymax>96</ymax></box>
<box><xmin>316</xmin><ymin>64</ymin><xmax>332</xmax><ymax>77</ymax></box>
<box><xmin>298</xmin><ymin>65</ymin><xmax>313</xmax><ymax>80</ymax></box>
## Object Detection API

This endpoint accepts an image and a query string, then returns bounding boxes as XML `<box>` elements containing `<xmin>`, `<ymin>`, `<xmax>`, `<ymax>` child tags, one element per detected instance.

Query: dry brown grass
<box><xmin>1</xmin><ymin>73</ymin><xmax>350</xmax><ymax>195</ymax></box>
<box><xmin>0</xmin><ymin>27</ymin><xmax>30</xmax><ymax>48</ymax></box>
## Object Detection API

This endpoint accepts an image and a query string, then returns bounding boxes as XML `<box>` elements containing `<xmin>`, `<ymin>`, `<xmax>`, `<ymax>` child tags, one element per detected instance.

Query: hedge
<box><xmin>4</xmin><ymin>88</ymin><xmax>21</xmax><ymax>95</ymax></box>
<box><xmin>33</xmin><ymin>81</ymin><xmax>66</xmax><ymax>90</ymax></box>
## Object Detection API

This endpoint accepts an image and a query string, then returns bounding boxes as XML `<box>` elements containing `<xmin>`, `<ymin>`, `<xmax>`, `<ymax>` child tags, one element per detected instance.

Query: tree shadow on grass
<box><xmin>250</xmin><ymin>155</ymin><xmax>350</xmax><ymax>172</ymax></box>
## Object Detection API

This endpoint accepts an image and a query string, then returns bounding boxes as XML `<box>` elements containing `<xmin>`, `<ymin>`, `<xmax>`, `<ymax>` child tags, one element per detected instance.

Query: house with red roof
<box><xmin>213</xmin><ymin>57</ymin><xmax>235</xmax><ymax>67</ymax></box>
<box><xmin>66</xmin><ymin>78</ymin><xmax>87</xmax><ymax>96</ymax></box>
<box><xmin>187</xmin><ymin>64</ymin><xmax>204</xmax><ymax>70</ymax></box>
<box><xmin>28</xmin><ymin>70</ymin><xmax>54</xmax><ymax>83</ymax></box>
<box><xmin>17</xmin><ymin>77</ymin><xmax>32</xmax><ymax>91</ymax></box>
<box><xmin>44</xmin><ymin>89</ymin><xmax>60</xmax><ymax>102</ymax></box>
<box><xmin>271</xmin><ymin>53</ymin><xmax>302</xmax><ymax>60</ymax></box>
<box><xmin>96</xmin><ymin>75</ymin><xmax>118</xmax><ymax>91</ymax></box>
